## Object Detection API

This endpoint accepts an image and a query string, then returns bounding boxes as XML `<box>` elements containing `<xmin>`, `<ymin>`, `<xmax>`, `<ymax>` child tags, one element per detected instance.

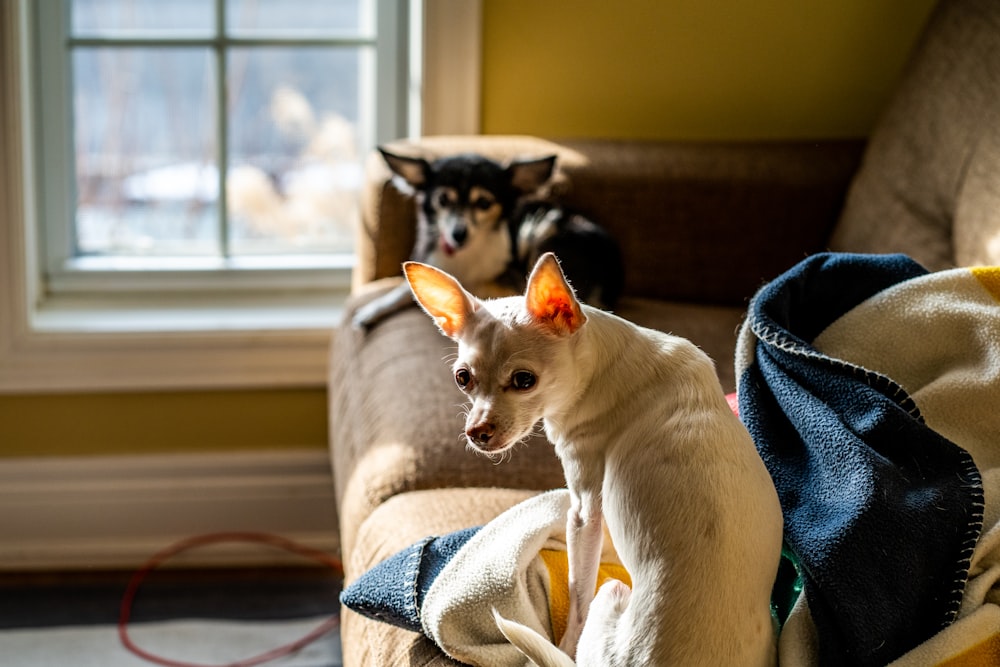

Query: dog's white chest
<box><xmin>430</xmin><ymin>225</ymin><xmax>511</xmax><ymax>289</ymax></box>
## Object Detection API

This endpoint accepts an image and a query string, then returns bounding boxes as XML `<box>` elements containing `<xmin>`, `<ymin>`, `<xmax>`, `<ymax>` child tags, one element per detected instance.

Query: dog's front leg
<box><xmin>560</xmin><ymin>488</ymin><xmax>603</xmax><ymax>658</ymax></box>
<box><xmin>351</xmin><ymin>282</ymin><xmax>415</xmax><ymax>330</ymax></box>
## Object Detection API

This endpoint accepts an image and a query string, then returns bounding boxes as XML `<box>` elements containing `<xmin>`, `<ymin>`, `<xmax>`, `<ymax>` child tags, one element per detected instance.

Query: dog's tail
<box><xmin>492</xmin><ymin>608</ymin><xmax>576</xmax><ymax>667</ymax></box>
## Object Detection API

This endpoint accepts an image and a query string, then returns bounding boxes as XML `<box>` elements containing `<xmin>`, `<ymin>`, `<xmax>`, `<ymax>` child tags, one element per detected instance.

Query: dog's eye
<box><xmin>511</xmin><ymin>371</ymin><xmax>536</xmax><ymax>391</ymax></box>
<box><xmin>455</xmin><ymin>368</ymin><xmax>472</xmax><ymax>390</ymax></box>
<box><xmin>436</xmin><ymin>191</ymin><xmax>454</xmax><ymax>208</ymax></box>
<box><xmin>473</xmin><ymin>196</ymin><xmax>495</xmax><ymax>211</ymax></box>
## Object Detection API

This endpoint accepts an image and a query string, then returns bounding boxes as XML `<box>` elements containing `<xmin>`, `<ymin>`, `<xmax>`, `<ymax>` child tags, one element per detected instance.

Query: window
<box><xmin>0</xmin><ymin>0</ymin><xmax>486</xmax><ymax>392</ymax></box>
<box><xmin>37</xmin><ymin>0</ymin><xmax>407</xmax><ymax>294</ymax></box>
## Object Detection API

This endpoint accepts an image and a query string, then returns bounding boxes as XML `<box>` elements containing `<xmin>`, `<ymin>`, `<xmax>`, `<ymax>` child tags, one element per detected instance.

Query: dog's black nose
<box><xmin>467</xmin><ymin>423</ymin><xmax>495</xmax><ymax>445</ymax></box>
<box><xmin>452</xmin><ymin>225</ymin><xmax>467</xmax><ymax>246</ymax></box>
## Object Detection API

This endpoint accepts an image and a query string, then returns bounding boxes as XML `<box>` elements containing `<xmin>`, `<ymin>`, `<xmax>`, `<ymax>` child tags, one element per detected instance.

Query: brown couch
<box><xmin>328</xmin><ymin>0</ymin><xmax>1000</xmax><ymax>664</ymax></box>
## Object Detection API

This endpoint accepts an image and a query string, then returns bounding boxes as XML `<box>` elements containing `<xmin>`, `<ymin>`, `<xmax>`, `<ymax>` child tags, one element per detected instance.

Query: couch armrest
<box><xmin>356</xmin><ymin>136</ymin><xmax>864</xmax><ymax>306</ymax></box>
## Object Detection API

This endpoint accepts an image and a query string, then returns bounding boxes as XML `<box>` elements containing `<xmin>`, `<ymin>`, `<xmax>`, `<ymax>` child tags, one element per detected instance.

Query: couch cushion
<box><xmin>830</xmin><ymin>0</ymin><xmax>1000</xmax><ymax>270</ymax></box>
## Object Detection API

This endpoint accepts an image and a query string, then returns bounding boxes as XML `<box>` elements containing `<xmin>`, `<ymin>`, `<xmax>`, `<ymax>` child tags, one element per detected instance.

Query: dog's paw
<box><xmin>351</xmin><ymin>301</ymin><xmax>410</xmax><ymax>330</ymax></box>
<box><xmin>350</xmin><ymin>300</ymin><xmax>389</xmax><ymax>331</ymax></box>
<box><xmin>350</xmin><ymin>284</ymin><xmax>417</xmax><ymax>331</ymax></box>
<box><xmin>591</xmin><ymin>579</ymin><xmax>631</xmax><ymax>616</ymax></box>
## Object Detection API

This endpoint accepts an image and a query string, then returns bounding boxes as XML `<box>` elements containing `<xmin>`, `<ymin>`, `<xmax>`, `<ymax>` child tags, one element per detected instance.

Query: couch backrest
<box><xmin>552</xmin><ymin>139</ymin><xmax>862</xmax><ymax>305</ymax></box>
<box><xmin>359</xmin><ymin>135</ymin><xmax>863</xmax><ymax>306</ymax></box>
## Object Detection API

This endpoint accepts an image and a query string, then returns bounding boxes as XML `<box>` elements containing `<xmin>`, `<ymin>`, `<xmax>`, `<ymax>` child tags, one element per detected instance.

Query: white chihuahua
<box><xmin>404</xmin><ymin>253</ymin><xmax>783</xmax><ymax>666</ymax></box>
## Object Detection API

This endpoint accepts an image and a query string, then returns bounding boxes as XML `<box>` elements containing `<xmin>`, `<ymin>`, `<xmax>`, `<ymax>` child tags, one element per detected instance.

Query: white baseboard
<box><xmin>0</xmin><ymin>449</ymin><xmax>339</xmax><ymax>571</ymax></box>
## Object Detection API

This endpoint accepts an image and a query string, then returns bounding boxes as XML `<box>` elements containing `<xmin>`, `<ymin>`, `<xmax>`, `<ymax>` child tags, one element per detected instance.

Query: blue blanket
<box><xmin>736</xmin><ymin>253</ymin><xmax>985</xmax><ymax>666</ymax></box>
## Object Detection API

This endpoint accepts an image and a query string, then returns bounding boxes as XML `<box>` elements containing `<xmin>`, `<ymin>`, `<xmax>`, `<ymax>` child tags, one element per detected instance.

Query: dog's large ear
<box><xmin>404</xmin><ymin>261</ymin><xmax>479</xmax><ymax>339</ymax></box>
<box><xmin>525</xmin><ymin>253</ymin><xmax>586</xmax><ymax>336</ymax></box>
<box><xmin>507</xmin><ymin>155</ymin><xmax>556</xmax><ymax>193</ymax></box>
<box><xmin>379</xmin><ymin>147</ymin><xmax>430</xmax><ymax>189</ymax></box>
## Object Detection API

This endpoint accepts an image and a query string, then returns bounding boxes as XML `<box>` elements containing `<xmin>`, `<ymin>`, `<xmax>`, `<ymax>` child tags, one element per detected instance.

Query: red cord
<box><xmin>118</xmin><ymin>532</ymin><xmax>344</xmax><ymax>667</ymax></box>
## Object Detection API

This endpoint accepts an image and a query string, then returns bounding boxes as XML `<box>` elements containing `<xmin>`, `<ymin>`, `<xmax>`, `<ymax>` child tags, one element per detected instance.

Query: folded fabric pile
<box><xmin>737</xmin><ymin>252</ymin><xmax>1000</xmax><ymax>666</ymax></box>
<box><xmin>342</xmin><ymin>253</ymin><xmax>1000</xmax><ymax>666</ymax></box>
<box><xmin>340</xmin><ymin>489</ymin><xmax>628</xmax><ymax>667</ymax></box>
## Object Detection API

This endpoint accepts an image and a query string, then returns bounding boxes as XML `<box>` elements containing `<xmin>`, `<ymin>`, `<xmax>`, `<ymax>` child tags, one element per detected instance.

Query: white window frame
<box><xmin>0</xmin><ymin>0</ymin><xmax>481</xmax><ymax>393</ymax></box>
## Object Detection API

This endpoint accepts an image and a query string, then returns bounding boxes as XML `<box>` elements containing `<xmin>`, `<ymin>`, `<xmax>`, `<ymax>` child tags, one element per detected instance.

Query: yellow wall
<box><xmin>0</xmin><ymin>0</ymin><xmax>938</xmax><ymax>458</ymax></box>
<box><xmin>481</xmin><ymin>0</ymin><xmax>937</xmax><ymax>140</ymax></box>
<box><xmin>0</xmin><ymin>390</ymin><xmax>328</xmax><ymax>458</ymax></box>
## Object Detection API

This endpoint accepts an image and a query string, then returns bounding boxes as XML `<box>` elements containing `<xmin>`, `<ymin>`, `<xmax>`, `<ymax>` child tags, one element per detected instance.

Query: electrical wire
<box><xmin>118</xmin><ymin>532</ymin><xmax>344</xmax><ymax>667</ymax></box>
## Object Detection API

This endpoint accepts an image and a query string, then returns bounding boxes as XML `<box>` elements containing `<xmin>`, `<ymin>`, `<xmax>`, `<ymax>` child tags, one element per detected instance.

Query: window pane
<box><xmin>71</xmin><ymin>0</ymin><xmax>215</xmax><ymax>38</ymax></box>
<box><xmin>227</xmin><ymin>47</ymin><xmax>364</xmax><ymax>256</ymax></box>
<box><xmin>73</xmin><ymin>48</ymin><xmax>219</xmax><ymax>257</ymax></box>
<box><xmin>226</xmin><ymin>0</ymin><xmax>370</xmax><ymax>38</ymax></box>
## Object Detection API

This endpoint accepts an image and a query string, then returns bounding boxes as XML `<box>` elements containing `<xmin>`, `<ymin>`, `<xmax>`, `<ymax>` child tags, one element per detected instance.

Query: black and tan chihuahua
<box><xmin>351</xmin><ymin>149</ymin><xmax>623</xmax><ymax>329</ymax></box>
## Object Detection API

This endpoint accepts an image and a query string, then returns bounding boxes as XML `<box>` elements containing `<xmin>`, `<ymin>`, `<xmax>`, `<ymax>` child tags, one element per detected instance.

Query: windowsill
<box><xmin>32</xmin><ymin>290</ymin><xmax>348</xmax><ymax>334</ymax></box>
<box><xmin>38</xmin><ymin>255</ymin><xmax>354</xmax><ymax>332</ymax></box>
<box><xmin>0</xmin><ymin>288</ymin><xmax>351</xmax><ymax>393</ymax></box>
